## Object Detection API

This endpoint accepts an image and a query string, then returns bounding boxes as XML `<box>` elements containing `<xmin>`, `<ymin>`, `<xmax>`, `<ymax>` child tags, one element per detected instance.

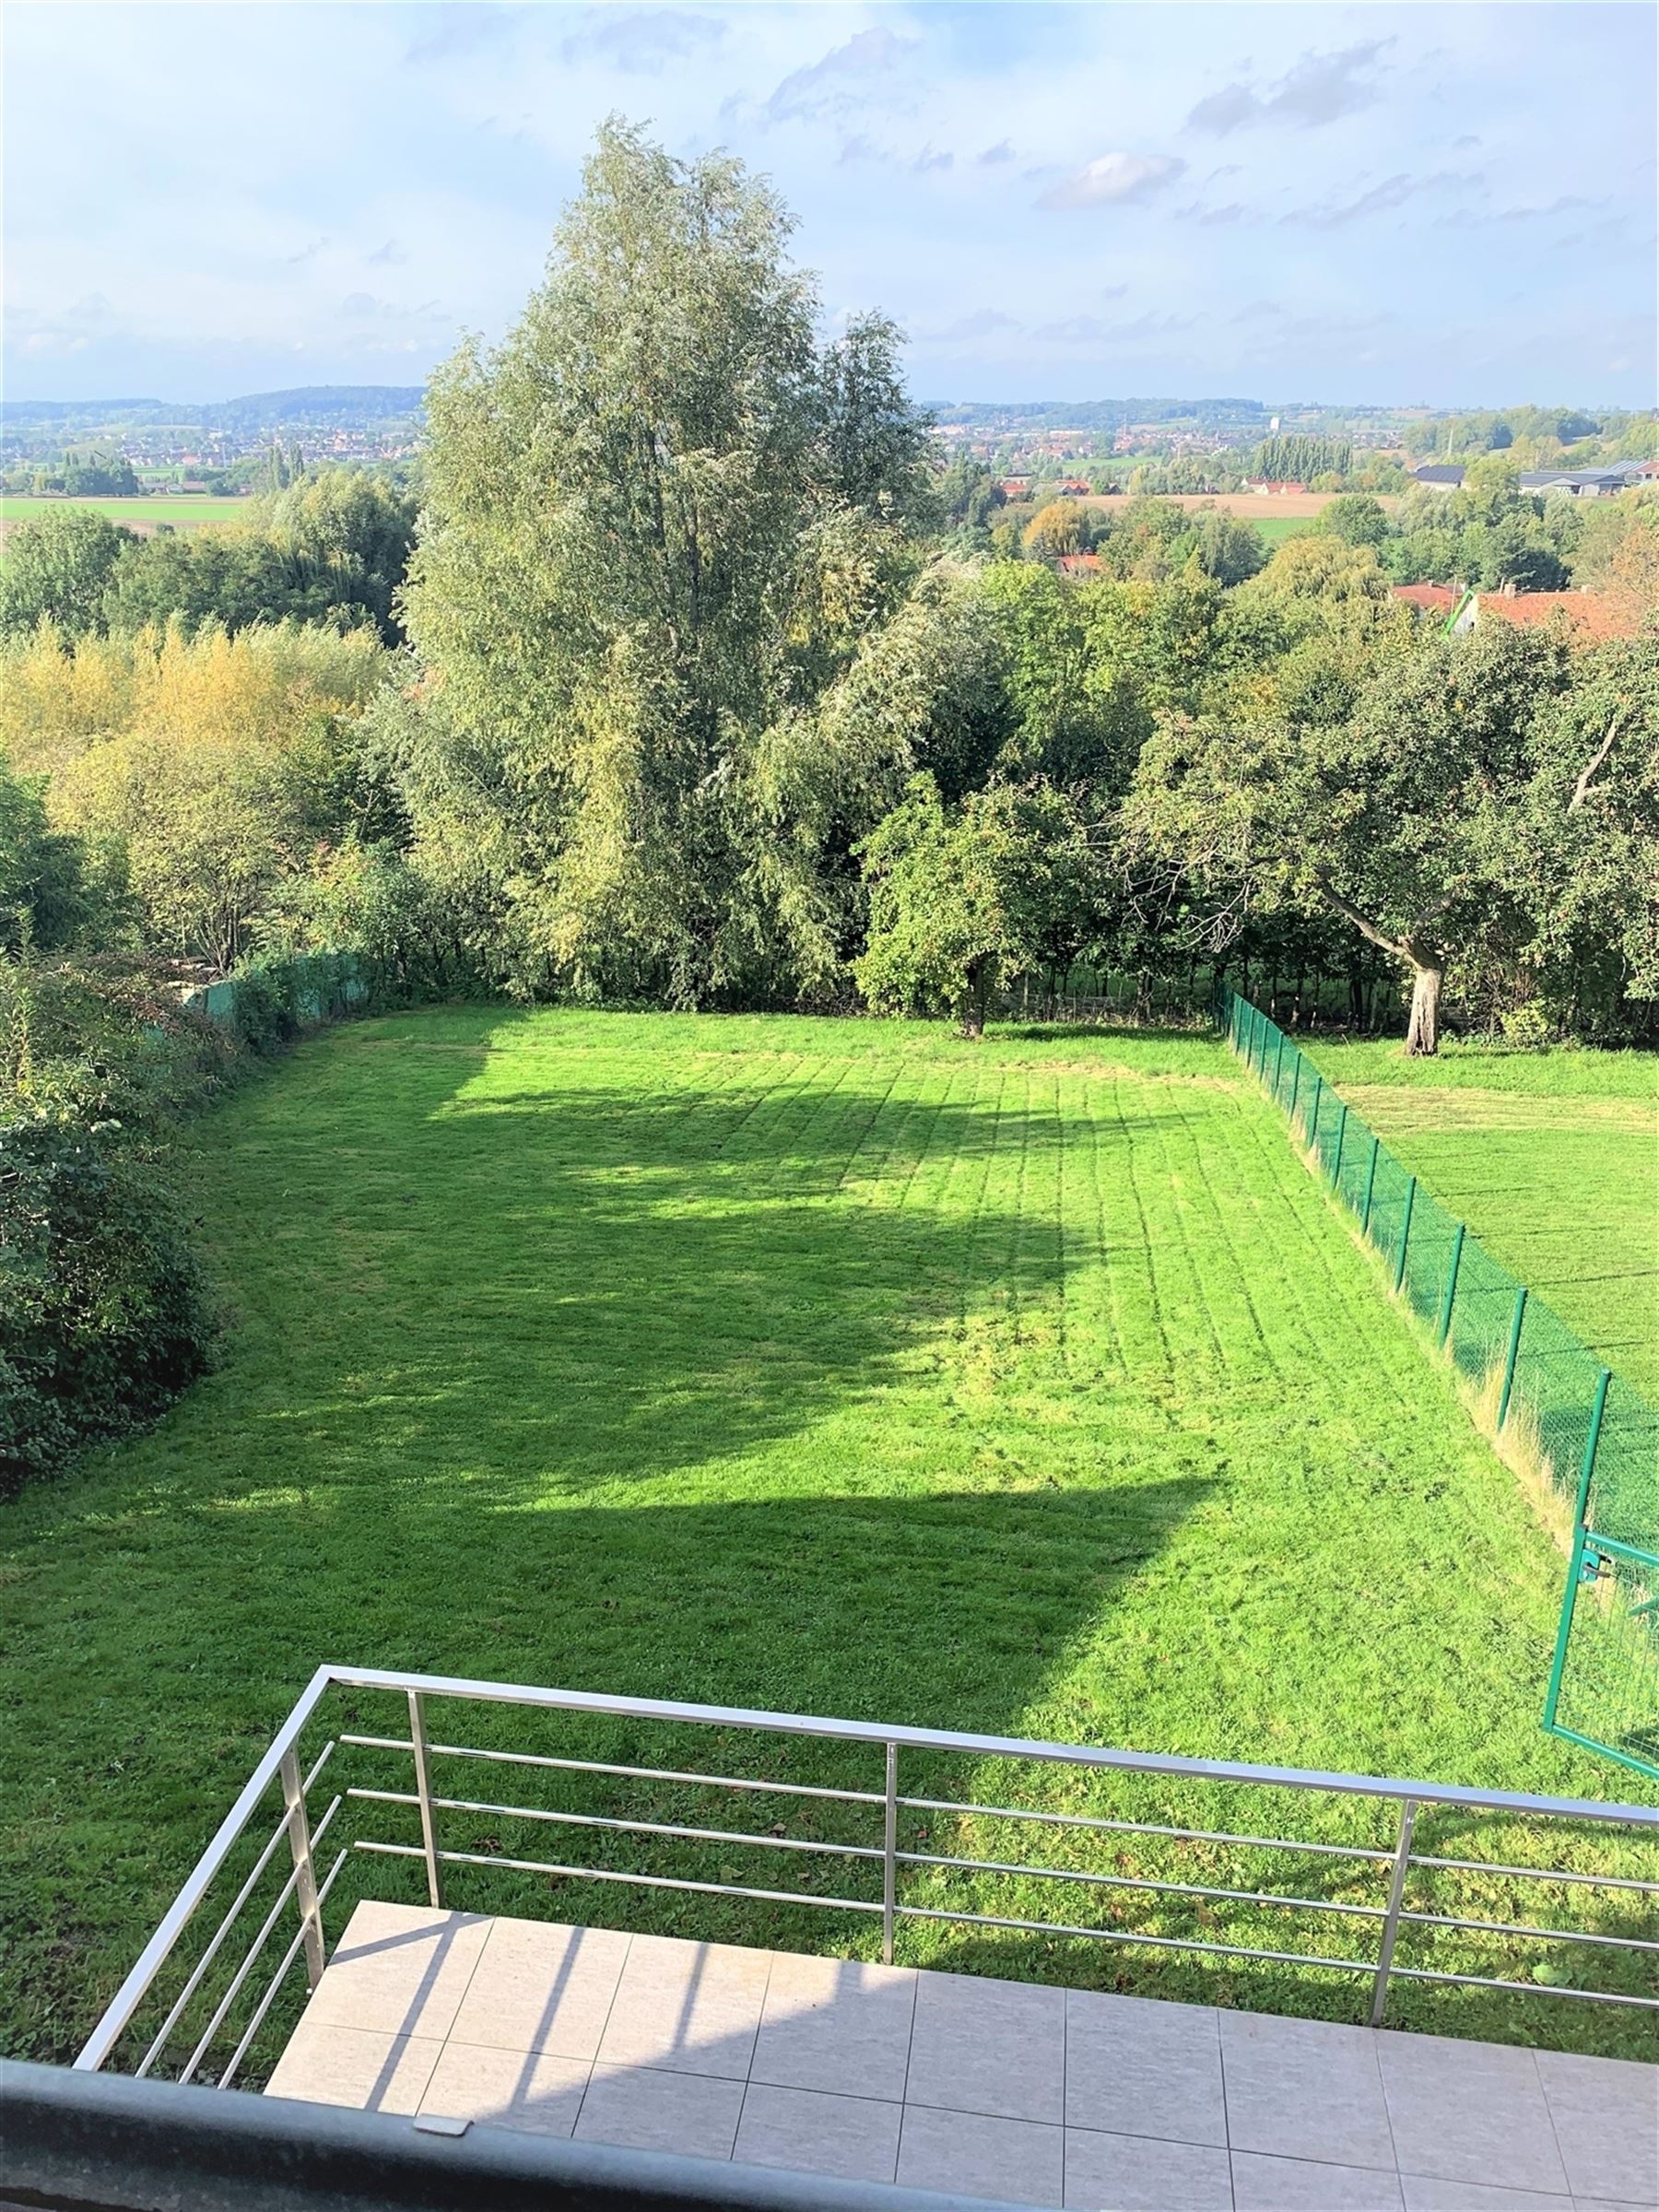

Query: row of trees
<box><xmin>0</xmin><ymin>469</ymin><xmax>417</xmax><ymax>648</ymax></box>
<box><xmin>6</xmin><ymin>122</ymin><xmax>1657</xmax><ymax>1058</ymax></box>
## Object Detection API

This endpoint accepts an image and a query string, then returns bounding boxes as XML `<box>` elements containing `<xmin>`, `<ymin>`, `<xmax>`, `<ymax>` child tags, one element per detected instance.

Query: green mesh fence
<box><xmin>1221</xmin><ymin>988</ymin><xmax>1659</xmax><ymax>1783</ymax></box>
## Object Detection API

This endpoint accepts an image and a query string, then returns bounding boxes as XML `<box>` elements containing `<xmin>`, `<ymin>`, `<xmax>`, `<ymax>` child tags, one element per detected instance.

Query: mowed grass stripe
<box><xmin>0</xmin><ymin>1010</ymin><xmax>1649</xmax><ymax>2071</ymax></box>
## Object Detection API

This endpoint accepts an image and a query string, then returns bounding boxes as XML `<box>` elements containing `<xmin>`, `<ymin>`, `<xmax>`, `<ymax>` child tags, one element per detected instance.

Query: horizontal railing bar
<box><xmin>900</xmin><ymin>1795</ymin><xmax>1393</xmax><ymax>1864</ymax></box>
<box><xmin>1398</xmin><ymin>1911</ymin><xmax>1659</xmax><ymax>1952</ymax></box>
<box><xmin>896</xmin><ymin>1901</ymin><xmax>1372</xmax><ymax>1975</ymax></box>
<box><xmin>324</xmin><ymin>1665</ymin><xmax>1659</xmax><ymax>1827</ymax></box>
<box><xmin>339</xmin><ymin>1735</ymin><xmax>884</xmax><ymax>1808</ymax></box>
<box><xmin>1408</xmin><ymin>1854</ymin><xmax>1659</xmax><ymax>1894</ymax></box>
<box><xmin>217</xmin><ymin>1851</ymin><xmax>348</xmax><ymax>2092</ymax></box>
<box><xmin>896</xmin><ymin>1848</ymin><xmax>1388</xmax><ymax>1920</ymax></box>
<box><xmin>76</xmin><ymin>1664</ymin><xmax>337</xmax><ymax>2072</ymax></box>
<box><xmin>135</xmin><ymin>1742</ymin><xmax>337</xmax><ymax>2080</ymax></box>
<box><xmin>1387</xmin><ymin>1963</ymin><xmax>1659</xmax><ymax>2008</ymax></box>
<box><xmin>177</xmin><ymin>1796</ymin><xmax>342</xmax><ymax>2087</ymax></box>
<box><xmin>346</xmin><ymin>1787</ymin><xmax>886</xmax><ymax>1865</ymax></box>
<box><xmin>354</xmin><ymin>1840</ymin><xmax>887</xmax><ymax>1915</ymax></box>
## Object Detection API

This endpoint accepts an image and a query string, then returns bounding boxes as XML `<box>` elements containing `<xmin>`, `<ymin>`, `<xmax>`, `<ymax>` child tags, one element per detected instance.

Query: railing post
<box><xmin>882</xmin><ymin>1743</ymin><xmax>899</xmax><ymax>1967</ymax></box>
<box><xmin>1370</xmin><ymin>1796</ymin><xmax>1418</xmax><ymax>2029</ymax></box>
<box><xmin>1436</xmin><ymin>1222</ymin><xmax>1465</xmax><ymax>1348</ymax></box>
<box><xmin>1359</xmin><ymin>1135</ymin><xmax>1381</xmax><ymax>1239</ymax></box>
<box><xmin>1329</xmin><ymin>1102</ymin><xmax>1348</xmax><ymax>1194</ymax></box>
<box><xmin>1392</xmin><ymin>1175</ymin><xmax>1417</xmax><ymax>1294</ymax></box>
<box><xmin>408</xmin><ymin>1690</ymin><xmax>442</xmax><ymax>1909</ymax></box>
<box><xmin>279</xmin><ymin>1749</ymin><xmax>326</xmax><ymax>1990</ymax></box>
<box><xmin>1497</xmin><ymin>1288</ymin><xmax>1528</xmax><ymax>1431</ymax></box>
<box><xmin>1271</xmin><ymin>1031</ymin><xmax>1286</xmax><ymax>1102</ymax></box>
<box><xmin>1307</xmin><ymin>1075</ymin><xmax>1323</xmax><ymax>1147</ymax></box>
<box><xmin>1573</xmin><ymin>1369</ymin><xmax>1612</xmax><ymax>1526</ymax></box>
<box><xmin>1288</xmin><ymin>1053</ymin><xmax>1301</xmax><ymax>1124</ymax></box>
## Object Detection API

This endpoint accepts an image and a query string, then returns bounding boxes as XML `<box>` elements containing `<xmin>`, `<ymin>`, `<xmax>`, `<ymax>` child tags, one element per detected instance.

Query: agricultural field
<box><xmin>1080</xmin><ymin>491</ymin><xmax>1398</xmax><ymax>524</ymax></box>
<box><xmin>2</xmin><ymin>1008</ymin><xmax>1648</xmax><ymax>2072</ymax></box>
<box><xmin>0</xmin><ymin>493</ymin><xmax>250</xmax><ymax>542</ymax></box>
<box><xmin>1308</xmin><ymin>1042</ymin><xmax>1659</xmax><ymax>1402</ymax></box>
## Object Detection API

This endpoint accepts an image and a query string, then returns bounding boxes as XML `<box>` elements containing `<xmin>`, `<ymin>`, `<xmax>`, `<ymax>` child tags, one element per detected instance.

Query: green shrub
<box><xmin>0</xmin><ymin>1109</ymin><xmax>214</xmax><ymax>1491</ymax></box>
<box><xmin>1</xmin><ymin>956</ymin><xmax>228</xmax><ymax>1490</ymax></box>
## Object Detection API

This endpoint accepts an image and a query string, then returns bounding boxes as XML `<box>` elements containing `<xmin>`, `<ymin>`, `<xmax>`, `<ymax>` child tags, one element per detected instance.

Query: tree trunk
<box><xmin>1404</xmin><ymin>962</ymin><xmax>1441</xmax><ymax>1055</ymax></box>
<box><xmin>959</xmin><ymin>959</ymin><xmax>988</xmax><ymax>1039</ymax></box>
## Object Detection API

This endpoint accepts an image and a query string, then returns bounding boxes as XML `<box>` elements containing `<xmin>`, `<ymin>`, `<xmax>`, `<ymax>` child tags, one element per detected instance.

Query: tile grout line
<box><xmin>1528</xmin><ymin>2044</ymin><xmax>1577</xmax><ymax>2200</ymax></box>
<box><xmin>725</xmin><ymin>1944</ymin><xmax>780</xmax><ymax>2165</ymax></box>
<box><xmin>1213</xmin><ymin>2008</ymin><xmax>1238</xmax><ymax>2211</ymax></box>
<box><xmin>1371</xmin><ymin>2026</ymin><xmax>1406</xmax><ymax>2184</ymax></box>
<box><xmin>567</xmin><ymin>1923</ymin><xmax>637</xmax><ymax>2142</ymax></box>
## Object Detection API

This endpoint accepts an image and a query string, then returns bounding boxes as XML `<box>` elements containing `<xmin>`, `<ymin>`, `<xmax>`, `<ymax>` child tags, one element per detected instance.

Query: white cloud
<box><xmin>1038</xmin><ymin>154</ymin><xmax>1186</xmax><ymax>211</ymax></box>
<box><xmin>764</xmin><ymin>27</ymin><xmax>915</xmax><ymax>124</ymax></box>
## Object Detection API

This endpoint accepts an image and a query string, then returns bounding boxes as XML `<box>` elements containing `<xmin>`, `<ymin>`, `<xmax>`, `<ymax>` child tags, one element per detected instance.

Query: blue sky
<box><xmin>6</xmin><ymin>2</ymin><xmax>1655</xmax><ymax>407</ymax></box>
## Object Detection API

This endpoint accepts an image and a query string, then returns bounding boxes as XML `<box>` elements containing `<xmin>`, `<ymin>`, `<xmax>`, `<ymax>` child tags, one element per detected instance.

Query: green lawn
<box><xmin>1253</xmin><ymin>516</ymin><xmax>1313</xmax><ymax>546</ymax></box>
<box><xmin>1</xmin><ymin>494</ymin><xmax>249</xmax><ymax>531</ymax></box>
<box><xmin>1</xmin><ymin>1011</ymin><xmax>1651</xmax><ymax>2074</ymax></box>
<box><xmin>1308</xmin><ymin>1041</ymin><xmax>1659</xmax><ymax>1401</ymax></box>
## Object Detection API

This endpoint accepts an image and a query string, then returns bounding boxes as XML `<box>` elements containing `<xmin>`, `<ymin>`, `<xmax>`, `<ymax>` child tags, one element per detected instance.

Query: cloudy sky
<box><xmin>6</xmin><ymin>2</ymin><xmax>1655</xmax><ymax>407</ymax></box>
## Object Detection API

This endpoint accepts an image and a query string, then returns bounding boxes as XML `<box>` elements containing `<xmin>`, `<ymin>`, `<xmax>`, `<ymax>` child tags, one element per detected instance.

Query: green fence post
<box><xmin>1329</xmin><ymin>1102</ymin><xmax>1348</xmax><ymax>1194</ymax></box>
<box><xmin>1307</xmin><ymin>1075</ymin><xmax>1323</xmax><ymax>1147</ymax></box>
<box><xmin>1496</xmin><ymin>1287</ymin><xmax>1528</xmax><ymax>1431</ymax></box>
<box><xmin>1359</xmin><ymin>1135</ymin><xmax>1381</xmax><ymax>1239</ymax></box>
<box><xmin>1288</xmin><ymin>1053</ymin><xmax>1301</xmax><ymax>1124</ymax></box>
<box><xmin>1436</xmin><ymin>1222</ymin><xmax>1465</xmax><ymax>1347</ymax></box>
<box><xmin>1272</xmin><ymin>1030</ymin><xmax>1285</xmax><ymax>1104</ymax></box>
<box><xmin>1572</xmin><ymin>1368</ymin><xmax>1612</xmax><ymax>1526</ymax></box>
<box><xmin>1392</xmin><ymin>1174</ymin><xmax>1417</xmax><ymax>1294</ymax></box>
<box><xmin>1542</xmin><ymin>1524</ymin><xmax>1589</xmax><ymax>1735</ymax></box>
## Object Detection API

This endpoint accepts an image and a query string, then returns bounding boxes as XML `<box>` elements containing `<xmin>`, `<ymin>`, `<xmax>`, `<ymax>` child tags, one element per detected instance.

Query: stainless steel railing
<box><xmin>76</xmin><ymin>1665</ymin><xmax>1659</xmax><ymax>2084</ymax></box>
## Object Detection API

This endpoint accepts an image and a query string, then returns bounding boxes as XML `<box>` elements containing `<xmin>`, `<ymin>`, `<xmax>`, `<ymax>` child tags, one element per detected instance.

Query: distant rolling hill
<box><xmin>2</xmin><ymin>386</ymin><xmax>426</xmax><ymax>437</ymax></box>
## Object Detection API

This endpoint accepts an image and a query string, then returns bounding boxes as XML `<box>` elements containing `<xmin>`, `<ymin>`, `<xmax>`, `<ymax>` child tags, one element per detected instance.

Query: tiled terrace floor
<box><xmin>265</xmin><ymin>1903</ymin><xmax>1659</xmax><ymax>2211</ymax></box>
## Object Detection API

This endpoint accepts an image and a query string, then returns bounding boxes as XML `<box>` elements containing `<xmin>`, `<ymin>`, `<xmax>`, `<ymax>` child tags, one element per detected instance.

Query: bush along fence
<box><xmin>182</xmin><ymin>952</ymin><xmax>371</xmax><ymax>1053</ymax></box>
<box><xmin>1220</xmin><ymin>989</ymin><xmax>1659</xmax><ymax>1784</ymax></box>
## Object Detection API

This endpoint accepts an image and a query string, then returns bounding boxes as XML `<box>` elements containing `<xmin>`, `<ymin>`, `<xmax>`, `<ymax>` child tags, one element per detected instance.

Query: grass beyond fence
<box><xmin>1306</xmin><ymin>1041</ymin><xmax>1658</xmax><ymax>1401</ymax></box>
<box><xmin>1224</xmin><ymin>992</ymin><xmax>1659</xmax><ymax>1783</ymax></box>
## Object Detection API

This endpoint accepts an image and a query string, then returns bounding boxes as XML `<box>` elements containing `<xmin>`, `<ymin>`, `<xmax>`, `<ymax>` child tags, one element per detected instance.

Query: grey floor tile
<box><xmin>1401</xmin><ymin>2177</ymin><xmax>1580</xmax><ymax>2210</ymax></box>
<box><xmin>905</xmin><ymin>1968</ymin><xmax>1066</xmax><ymax>2124</ymax></box>
<box><xmin>302</xmin><ymin>1900</ymin><xmax>490</xmax><ymax>2041</ymax></box>
<box><xmin>447</xmin><ymin>1916</ymin><xmax>629</xmax><ymax>2059</ymax></box>
<box><xmin>1535</xmin><ymin>2050</ymin><xmax>1659</xmax><ymax>2206</ymax></box>
<box><xmin>1379</xmin><ymin>2032</ymin><xmax>1567</xmax><ymax>2196</ymax></box>
<box><xmin>1065</xmin><ymin>1989</ymin><xmax>1226</xmax><ymax>2147</ymax></box>
<box><xmin>1233</xmin><ymin>2149</ymin><xmax>1406</xmax><ymax>2211</ymax></box>
<box><xmin>735</xmin><ymin>2082</ymin><xmax>904</xmax><ymax>2185</ymax></box>
<box><xmin>1220</xmin><ymin>2012</ymin><xmax>1395</xmax><ymax>2172</ymax></box>
<box><xmin>750</xmin><ymin>1951</ymin><xmax>916</xmax><ymax>2101</ymax></box>
<box><xmin>595</xmin><ymin>1932</ymin><xmax>771</xmax><ymax>2080</ymax></box>
<box><xmin>1065</xmin><ymin>2125</ymin><xmax>1234</xmax><ymax>2210</ymax></box>
<box><xmin>264</xmin><ymin>2021</ymin><xmax>441</xmax><ymax>2113</ymax></box>
<box><xmin>898</xmin><ymin>2104</ymin><xmax>1065</xmax><ymax>2208</ymax></box>
<box><xmin>418</xmin><ymin>2041</ymin><xmax>590</xmax><ymax>2136</ymax></box>
<box><xmin>575</xmin><ymin>2061</ymin><xmax>746</xmax><ymax>2160</ymax></box>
